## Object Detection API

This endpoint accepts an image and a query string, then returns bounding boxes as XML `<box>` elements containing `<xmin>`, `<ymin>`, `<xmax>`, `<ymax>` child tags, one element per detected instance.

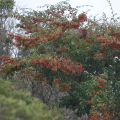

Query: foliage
<box><xmin>0</xmin><ymin>78</ymin><xmax>64</xmax><ymax>120</ymax></box>
<box><xmin>0</xmin><ymin>1</ymin><xmax>120</xmax><ymax>119</ymax></box>
<box><xmin>0</xmin><ymin>0</ymin><xmax>15</xmax><ymax>56</ymax></box>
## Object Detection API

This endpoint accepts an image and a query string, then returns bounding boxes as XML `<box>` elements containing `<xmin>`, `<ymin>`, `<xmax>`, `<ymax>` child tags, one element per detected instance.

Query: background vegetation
<box><xmin>0</xmin><ymin>0</ymin><xmax>120</xmax><ymax>120</ymax></box>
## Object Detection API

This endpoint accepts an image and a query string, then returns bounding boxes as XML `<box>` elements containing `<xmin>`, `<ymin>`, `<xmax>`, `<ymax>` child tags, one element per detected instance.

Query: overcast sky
<box><xmin>15</xmin><ymin>0</ymin><xmax>120</xmax><ymax>18</ymax></box>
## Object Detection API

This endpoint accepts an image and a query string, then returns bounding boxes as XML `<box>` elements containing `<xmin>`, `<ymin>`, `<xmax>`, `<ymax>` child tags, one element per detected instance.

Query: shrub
<box><xmin>0</xmin><ymin>78</ymin><xmax>64</xmax><ymax>120</ymax></box>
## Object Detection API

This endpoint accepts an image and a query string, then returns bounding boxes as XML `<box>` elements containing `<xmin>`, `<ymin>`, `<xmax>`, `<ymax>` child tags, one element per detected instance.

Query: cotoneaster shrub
<box><xmin>0</xmin><ymin>1</ymin><xmax>120</xmax><ymax>119</ymax></box>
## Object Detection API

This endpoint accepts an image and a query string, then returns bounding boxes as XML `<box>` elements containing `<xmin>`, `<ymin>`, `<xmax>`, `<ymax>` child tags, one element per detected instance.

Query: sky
<box><xmin>15</xmin><ymin>0</ymin><xmax>120</xmax><ymax>18</ymax></box>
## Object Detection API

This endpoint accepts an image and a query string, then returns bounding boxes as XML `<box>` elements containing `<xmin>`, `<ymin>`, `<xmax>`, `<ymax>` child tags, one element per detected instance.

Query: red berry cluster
<box><xmin>8</xmin><ymin>12</ymin><xmax>87</xmax><ymax>49</ymax></box>
<box><xmin>78</xmin><ymin>13</ymin><xmax>87</xmax><ymax>22</ymax></box>
<box><xmin>97</xmin><ymin>36</ymin><xmax>120</xmax><ymax>50</ymax></box>
<box><xmin>0</xmin><ymin>56</ymin><xmax>14</xmax><ymax>65</ymax></box>
<box><xmin>96</xmin><ymin>78</ymin><xmax>106</xmax><ymax>89</ymax></box>
<box><xmin>31</xmin><ymin>57</ymin><xmax>84</xmax><ymax>75</ymax></box>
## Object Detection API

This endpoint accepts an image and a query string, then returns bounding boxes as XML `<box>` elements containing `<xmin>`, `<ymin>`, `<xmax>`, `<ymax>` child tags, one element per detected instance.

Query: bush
<box><xmin>0</xmin><ymin>79</ymin><xmax>64</xmax><ymax>120</ymax></box>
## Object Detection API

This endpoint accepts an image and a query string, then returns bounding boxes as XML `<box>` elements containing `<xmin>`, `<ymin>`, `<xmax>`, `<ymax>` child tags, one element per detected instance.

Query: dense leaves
<box><xmin>0</xmin><ymin>1</ymin><xmax>120</xmax><ymax>119</ymax></box>
<box><xmin>0</xmin><ymin>78</ymin><xmax>64</xmax><ymax>120</ymax></box>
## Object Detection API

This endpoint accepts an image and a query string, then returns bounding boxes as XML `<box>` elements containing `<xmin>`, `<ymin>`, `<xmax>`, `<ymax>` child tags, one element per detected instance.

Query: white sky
<box><xmin>15</xmin><ymin>0</ymin><xmax>120</xmax><ymax>18</ymax></box>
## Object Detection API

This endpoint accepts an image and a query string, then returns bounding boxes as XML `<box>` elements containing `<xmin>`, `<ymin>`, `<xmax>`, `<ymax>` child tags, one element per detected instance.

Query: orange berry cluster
<box><xmin>31</xmin><ymin>57</ymin><xmax>84</xmax><ymax>75</ymax></box>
